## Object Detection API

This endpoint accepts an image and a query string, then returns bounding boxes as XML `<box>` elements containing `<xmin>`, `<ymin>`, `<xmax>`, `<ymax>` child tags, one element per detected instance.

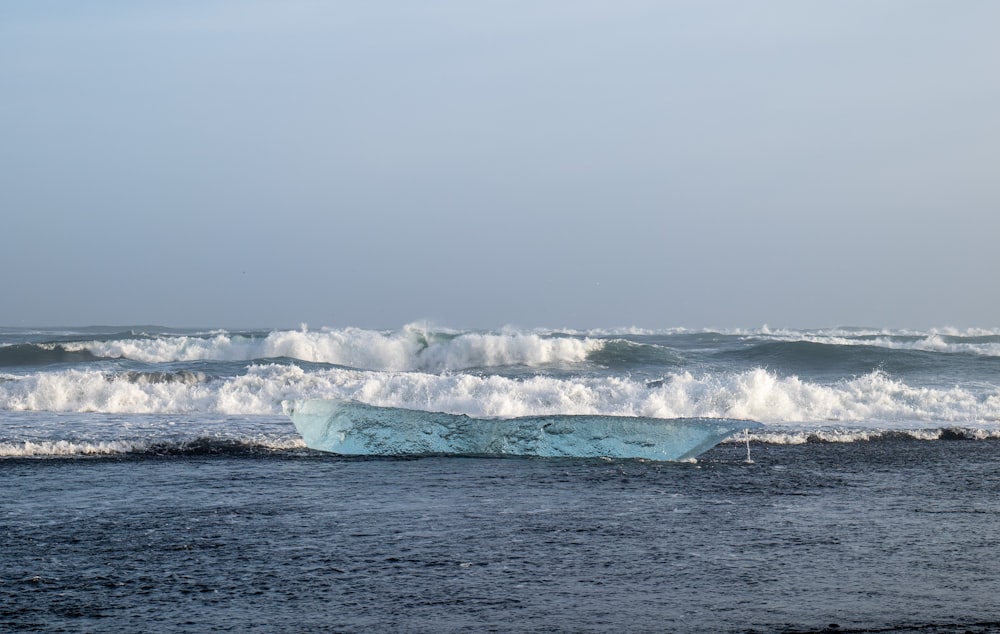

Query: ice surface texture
<box><xmin>285</xmin><ymin>399</ymin><xmax>762</xmax><ymax>461</ymax></box>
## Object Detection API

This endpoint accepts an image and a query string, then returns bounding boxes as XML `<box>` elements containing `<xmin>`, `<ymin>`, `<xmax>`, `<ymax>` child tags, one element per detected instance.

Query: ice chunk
<box><xmin>284</xmin><ymin>399</ymin><xmax>762</xmax><ymax>461</ymax></box>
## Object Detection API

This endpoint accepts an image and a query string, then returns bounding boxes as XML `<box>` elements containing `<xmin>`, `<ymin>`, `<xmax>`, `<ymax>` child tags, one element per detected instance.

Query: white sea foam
<box><xmin>745</xmin><ymin>426</ymin><xmax>1000</xmax><ymax>445</ymax></box>
<box><xmin>4</xmin><ymin>366</ymin><xmax>1000</xmax><ymax>430</ymax></box>
<box><xmin>65</xmin><ymin>325</ymin><xmax>602</xmax><ymax>371</ymax></box>
<box><xmin>0</xmin><ymin>439</ymin><xmax>150</xmax><ymax>457</ymax></box>
<box><xmin>0</xmin><ymin>436</ymin><xmax>305</xmax><ymax>458</ymax></box>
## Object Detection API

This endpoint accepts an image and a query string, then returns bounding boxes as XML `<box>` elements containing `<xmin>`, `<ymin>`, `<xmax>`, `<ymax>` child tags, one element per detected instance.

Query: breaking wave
<box><xmin>762</xmin><ymin>331</ymin><xmax>1000</xmax><ymax>358</ymax></box>
<box><xmin>0</xmin><ymin>343</ymin><xmax>102</xmax><ymax>367</ymax></box>
<box><xmin>3</xmin><ymin>365</ymin><xmax>999</xmax><ymax>427</ymax></box>
<box><xmin>5</xmin><ymin>326</ymin><xmax>1000</xmax><ymax>378</ymax></box>
<box><xmin>5</xmin><ymin>325</ymin><xmax>603</xmax><ymax>372</ymax></box>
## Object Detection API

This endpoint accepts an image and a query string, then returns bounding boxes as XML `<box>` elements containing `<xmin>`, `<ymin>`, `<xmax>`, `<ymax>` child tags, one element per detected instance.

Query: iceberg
<box><xmin>284</xmin><ymin>399</ymin><xmax>763</xmax><ymax>461</ymax></box>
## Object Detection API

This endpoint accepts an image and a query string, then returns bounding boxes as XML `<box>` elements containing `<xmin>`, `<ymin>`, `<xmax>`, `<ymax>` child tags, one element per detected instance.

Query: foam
<box><xmin>0</xmin><ymin>436</ymin><xmax>305</xmax><ymax>458</ymax></box>
<box><xmin>0</xmin><ymin>439</ymin><xmax>149</xmax><ymax>457</ymax></box>
<box><xmin>748</xmin><ymin>426</ymin><xmax>1000</xmax><ymax>445</ymax></box>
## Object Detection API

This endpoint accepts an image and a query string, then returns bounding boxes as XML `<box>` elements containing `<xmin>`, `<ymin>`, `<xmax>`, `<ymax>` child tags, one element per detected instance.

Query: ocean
<box><xmin>3</xmin><ymin>324</ymin><xmax>1000</xmax><ymax>632</ymax></box>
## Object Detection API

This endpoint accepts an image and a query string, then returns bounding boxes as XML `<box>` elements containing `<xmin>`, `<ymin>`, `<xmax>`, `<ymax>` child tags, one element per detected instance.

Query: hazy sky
<box><xmin>3</xmin><ymin>1</ymin><xmax>998</xmax><ymax>330</ymax></box>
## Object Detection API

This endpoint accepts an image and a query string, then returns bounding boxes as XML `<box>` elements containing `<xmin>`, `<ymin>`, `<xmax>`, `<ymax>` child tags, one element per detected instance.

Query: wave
<box><xmin>5</xmin><ymin>326</ymin><xmax>1000</xmax><ymax>378</ymax></box>
<box><xmin>765</xmin><ymin>332</ymin><xmax>1000</xmax><ymax>358</ymax></box>
<box><xmin>586</xmin><ymin>339</ymin><xmax>684</xmax><ymax>369</ymax></box>
<box><xmin>3</xmin><ymin>365</ymin><xmax>999</xmax><ymax>429</ymax></box>
<box><xmin>715</xmin><ymin>339</ymin><xmax>954</xmax><ymax>377</ymax></box>
<box><xmin>6</xmin><ymin>325</ymin><xmax>603</xmax><ymax>372</ymax></box>
<box><xmin>572</xmin><ymin>327</ymin><xmax>1000</xmax><ymax>358</ymax></box>
<box><xmin>0</xmin><ymin>343</ymin><xmax>103</xmax><ymax>367</ymax></box>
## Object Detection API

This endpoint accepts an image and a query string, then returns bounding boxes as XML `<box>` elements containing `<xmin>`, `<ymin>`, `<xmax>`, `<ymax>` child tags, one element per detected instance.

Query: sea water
<box><xmin>3</xmin><ymin>325</ymin><xmax>1000</xmax><ymax>632</ymax></box>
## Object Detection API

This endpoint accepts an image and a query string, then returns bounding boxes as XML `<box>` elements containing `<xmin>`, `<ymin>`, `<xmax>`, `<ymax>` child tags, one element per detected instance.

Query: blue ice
<box><xmin>284</xmin><ymin>399</ymin><xmax>762</xmax><ymax>461</ymax></box>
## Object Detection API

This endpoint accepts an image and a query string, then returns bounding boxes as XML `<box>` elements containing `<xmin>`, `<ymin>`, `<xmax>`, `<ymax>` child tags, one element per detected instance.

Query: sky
<box><xmin>2</xmin><ymin>1</ymin><xmax>998</xmax><ymax>331</ymax></box>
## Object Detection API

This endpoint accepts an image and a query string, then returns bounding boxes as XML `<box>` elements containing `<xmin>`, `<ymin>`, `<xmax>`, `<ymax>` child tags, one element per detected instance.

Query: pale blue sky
<box><xmin>2</xmin><ymin>1</ymin><xmax>998</xmax><ymax>330</ymax></box>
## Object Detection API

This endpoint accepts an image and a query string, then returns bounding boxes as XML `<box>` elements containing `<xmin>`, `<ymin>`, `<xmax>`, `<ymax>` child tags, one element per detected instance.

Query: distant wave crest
<box><xmin>44</xmin><ymin>325</ymin><xmax>603</xmax><ymax>372</ymax></box>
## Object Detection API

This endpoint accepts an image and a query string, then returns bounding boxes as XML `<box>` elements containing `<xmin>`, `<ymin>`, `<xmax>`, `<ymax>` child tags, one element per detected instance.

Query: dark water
<box><xmin>5</xmin><ymin>440</ymin><xmax>1000</xmax><ymax>633</ymax></box>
